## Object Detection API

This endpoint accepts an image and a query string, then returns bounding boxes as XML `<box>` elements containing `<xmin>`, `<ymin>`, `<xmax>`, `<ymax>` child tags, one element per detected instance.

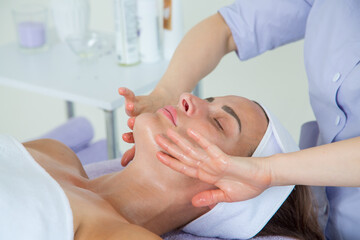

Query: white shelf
<box><xmin>0</xmin><ymin>41</ymin><xmax>168</xmax><ymax>111</ymax></box>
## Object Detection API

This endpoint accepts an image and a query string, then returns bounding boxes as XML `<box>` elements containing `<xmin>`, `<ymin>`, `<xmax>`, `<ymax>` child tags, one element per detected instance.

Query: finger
<box><xmin>191</xmin><ymin>189</ymin><xmax>228</xmax><ymax>207</ymax></box>
<box><xmin>118</xmin><ymin>88</ymin><xmax>137</xmax><ymax>116</ymax></box>
<box><xmin>125</xmin><ymin>103</ymin><xmax>135</xmax><ymax>116</ymax></box>
<box><xmin>188</xmin><ymin>128</ymin><xmax>229</xmax><ymax>173</ymax></box>
<box><xmin>121</xmin><ymin>146</ymin><xmax>135</xmax><ymax>166</ymax></box>
<box><xmin>155</xmin><ymin>134</ymin><xmax>199</xmax><ymax>168</ymax></box>
<box><xmin>156</xmin><ymin>151</ymin><xmax>198</xmax><ymax>178</ymax></box>
<box><xmin>122</xmin><ymin>132</ymin><xmax>134</xmax><ymax>143</ymax></box>
<box><xmin>127</xmin><ymin>95</ymin><xmax>149</xmax><ymax>116</ymax></box>
<box><xmin>127</xmin><ymin>117</ymin><xmax>135</xmax><ymax>130</ymax></box>
<box><xmin>167</xmin><ymin>129</ymin><xmax>209</xmax><ymax>161</ymax></box>
<box><xmin>118</xmin><ymin>87</ymin><xmax>136</xmax><ymax>101</ymax></box>
<box><xmin>187</xmin><ymin>128</ymin><xmax>224</xmax><ymax>159</ymax></box>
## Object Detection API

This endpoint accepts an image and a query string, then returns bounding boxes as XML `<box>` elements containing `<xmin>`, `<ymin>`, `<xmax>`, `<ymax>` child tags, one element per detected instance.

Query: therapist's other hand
<box><xmin>155</xmin><ymin>128</ymin><xmax>271</xmax><ymax>207</ymax></box>
<box><xmin>118</xmin><ymin>87</ymin><xmax>171</xmax><ymax>166</ymax></box>
<box><xmin>122</xmin><ymin>117</ymin><xmax>135</xmax><ymax>144</ymax></box>
<box><xmin>119</xmin><ymin>114</ymin><xmax>136</xmax><ymax>166</ymax></box>
<box><xmin>118</xmin><ymin>87</ymin><xmax>137</xmax><ymax>166</ymax></box>
<box><xmin>121</xmin><ymin>118</ymin><xmax>135</xmax><ymax>166</ymax></box>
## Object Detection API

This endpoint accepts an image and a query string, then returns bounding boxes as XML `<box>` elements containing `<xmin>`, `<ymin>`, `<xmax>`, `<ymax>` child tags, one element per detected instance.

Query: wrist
<box><xmin>255</xmin><ymin>156</ymin><xmax>272</xmax><ymax>188</ymax></box>
<box><xmin>267</xmin><ymin>153</ymin><xmax>286</xmax><ymax>187</ymax></box>
<box><xmin>151</xmin><ymin>81</ymin><xmax>185</xmax><ymax>105</ymax></box>
<box><xmin>229</xmin><ymin>156</ymin><xmax>272</xmax><ymax>189</ymax></box>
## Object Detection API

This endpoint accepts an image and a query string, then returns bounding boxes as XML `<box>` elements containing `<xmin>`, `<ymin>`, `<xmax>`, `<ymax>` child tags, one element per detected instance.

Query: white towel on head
<box><xmin>0</xmin><ymin>135</ymin><xmax>73</xmax><ymax>240</ymax></box>
<box><xmin>183</xmin><ymin>105</ymin><xmax>298</xmax><ymax>239</ymax></box>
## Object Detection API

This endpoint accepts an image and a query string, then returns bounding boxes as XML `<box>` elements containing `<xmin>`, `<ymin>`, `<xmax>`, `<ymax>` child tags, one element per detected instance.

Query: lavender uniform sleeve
<box><xmin>219</xmin><ymin>0</ymin><xmax>312</xmax><ymax>60</ymax></box>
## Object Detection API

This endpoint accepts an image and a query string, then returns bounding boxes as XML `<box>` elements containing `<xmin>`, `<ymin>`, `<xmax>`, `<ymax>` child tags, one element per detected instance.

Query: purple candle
<box><xmin>17</xmin><ymin>21</ymin><xmax>46</xmax><ymax>48</ymax></box>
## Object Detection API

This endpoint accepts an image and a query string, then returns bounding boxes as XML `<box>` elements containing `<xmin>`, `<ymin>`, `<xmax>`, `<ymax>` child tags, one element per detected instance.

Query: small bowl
<box><xmin>66</xmin><ymin>32</ymin><xmax>112</xmax><ymax>59</ymax></box>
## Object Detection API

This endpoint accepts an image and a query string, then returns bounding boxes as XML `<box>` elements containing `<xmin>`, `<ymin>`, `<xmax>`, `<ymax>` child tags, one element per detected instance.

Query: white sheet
<box><xmin>0</xmin><ymin>135</ymin><xmax>73</xmax><ymax>240</ymax></box>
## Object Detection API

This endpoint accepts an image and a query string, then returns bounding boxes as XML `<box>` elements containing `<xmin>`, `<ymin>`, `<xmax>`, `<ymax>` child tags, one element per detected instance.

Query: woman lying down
<box><xmin>0</xmin><ymin>93</ymin><xmax>323</xmax><ymax>240</ymax></box>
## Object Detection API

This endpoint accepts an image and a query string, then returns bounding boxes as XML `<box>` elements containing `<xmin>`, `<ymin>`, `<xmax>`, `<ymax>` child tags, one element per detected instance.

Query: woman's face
<box><xmin>133</xmin><ymin>93</ymin><xmax>268</xmax><ymax>157</ymax></box>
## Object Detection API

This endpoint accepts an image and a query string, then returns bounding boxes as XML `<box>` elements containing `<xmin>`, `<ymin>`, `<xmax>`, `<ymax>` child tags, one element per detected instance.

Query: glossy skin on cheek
<box><xmin>133</xmin><ymin>95</ymin><xmax>267</xmax><ymax>159</ymax></box>
<box><xmin>134</xmin><ymin>109</ymin><xmax>228</xmax><ymax>157</ymax></box>
<box><xmin>175</xmin><ymin>95</ymin><xmax>266</xmax><ymax>157</ymax></box>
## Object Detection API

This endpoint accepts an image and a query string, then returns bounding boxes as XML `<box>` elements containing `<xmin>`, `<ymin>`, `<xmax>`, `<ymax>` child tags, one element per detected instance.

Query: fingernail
<box><xmin>157</xmin><ymin>152</ymin><xmax>169</xmax><ymax>164</ymax></box>
<box><xmin>155</xmin><ymin>134</ymin><xmax>164</xmax><ymax>143</ymax></box>
<box><xmin>188</xmin><ymin>128</ymin><xmax>195</xmax><ymax>136</ymax></box>
<box><xmin>127</xmin><ymin>103</ymin><xmax>134</xmax><ymax>109</ymax></box>
<box><xmin>193</xmin><ymin>198</ymin><xmax>208</xmax><ymax>208</ymax></box>
<box><xmin>119</xmin><ymin>87</ymin><xmax>126</xmax><ymax>94</ymax></box>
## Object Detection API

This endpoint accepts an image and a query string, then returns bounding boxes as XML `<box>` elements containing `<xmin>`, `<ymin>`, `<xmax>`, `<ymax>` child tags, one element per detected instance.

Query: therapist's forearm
<box><xmin>152</xmin><ymin>13</ymin><xmax>236</xmax><ymax>103</ymax></box>
<box><xmin>270</xmin><ymin>137</ymin><xmax>360</xmax><ymax>187</ymax></box>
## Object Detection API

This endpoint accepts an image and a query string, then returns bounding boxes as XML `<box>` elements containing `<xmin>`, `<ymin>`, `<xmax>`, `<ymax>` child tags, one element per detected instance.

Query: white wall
<box><xmin>0</xmin><ymin>0</ymin><xmax>315</xmax><ymax>153</ymax></box>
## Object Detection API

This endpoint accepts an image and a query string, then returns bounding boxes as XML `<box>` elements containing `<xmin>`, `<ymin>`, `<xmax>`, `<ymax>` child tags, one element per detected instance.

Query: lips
<box><xmin>159</xmin><ymin>105</ymin><xmax>177</xmax><ymax>126</ymax></box>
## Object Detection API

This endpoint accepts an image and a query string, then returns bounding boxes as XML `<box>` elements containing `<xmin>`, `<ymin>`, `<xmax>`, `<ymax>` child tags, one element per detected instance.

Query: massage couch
<box><xmin>36</xmin><ymin>116</ymin><xmax>317</xmax><ymax>240</ymax></box>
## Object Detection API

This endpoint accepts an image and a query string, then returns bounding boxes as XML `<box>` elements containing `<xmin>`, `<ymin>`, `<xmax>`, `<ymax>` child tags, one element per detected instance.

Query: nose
<box><xmin>178</xmin><ymin>93</ymin><xmax>207</xmax><ymax>117</ymax></box>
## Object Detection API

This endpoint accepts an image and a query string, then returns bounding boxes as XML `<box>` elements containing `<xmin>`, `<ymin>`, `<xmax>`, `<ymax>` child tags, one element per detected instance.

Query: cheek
<box><xmin>185</xmin><ymin>122</ymin><xmax>225</xmax><ymax>148</ymax></box>
<box><xmin>190</xmin><ymin>123</ymin><xmax>240</xmax><ymax>155</ymax></box>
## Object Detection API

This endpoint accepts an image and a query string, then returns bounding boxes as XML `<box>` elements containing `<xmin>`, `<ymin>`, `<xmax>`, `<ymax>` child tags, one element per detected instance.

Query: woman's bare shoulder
<box><xmin>23</xmin><ymin>138</ymin><xmax>88</xmax><ymax>177</ymax></box>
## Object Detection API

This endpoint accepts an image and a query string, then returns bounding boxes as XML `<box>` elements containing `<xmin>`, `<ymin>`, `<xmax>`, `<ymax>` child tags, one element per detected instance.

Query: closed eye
<box><xmin>214</xmin><ymin>118</ymin><xmax>224</xmax><ymax>131</ymax></box>
<box><xmin>205</xmin><ymin>97</ymin><xmax>224</xmax><ymax>131</ymax></box>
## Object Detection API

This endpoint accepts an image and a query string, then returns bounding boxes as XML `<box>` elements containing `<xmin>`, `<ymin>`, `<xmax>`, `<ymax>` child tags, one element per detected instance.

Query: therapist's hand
<box><xmin>118</xmin><ymin>87</ymin><xmax>137</xmax><ymax>166</ymax></box>
<box><xmin>121</xmin><ymin>117</ymin><xmax>136</xmax><ymax>166</ymax></box>
<box><xmin>155</xmin><ymin>128</ymin><xmax>272</xmax><ymax>207</ymax></box>
<box><xmin>118</xmin><ymin>87</ymin><xmax>173</xmax><ymax>166</ymax></box>
<box><xmin>118</xmin><ymin>87</ymin><xmax>171</xmax><ymax>117</ymax></box>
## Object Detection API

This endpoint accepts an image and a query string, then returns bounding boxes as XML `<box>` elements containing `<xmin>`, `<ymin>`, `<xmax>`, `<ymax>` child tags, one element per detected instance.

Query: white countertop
<box><xmin>0</xmin><ymin>41</ymin><xmax>168</xmax><ymax>111</ymax></box>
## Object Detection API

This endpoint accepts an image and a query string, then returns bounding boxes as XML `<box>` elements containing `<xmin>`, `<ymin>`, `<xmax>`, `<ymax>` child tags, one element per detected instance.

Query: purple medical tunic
<box><xmin>219</xmin><ymin>0</ymin><xmax>360</xmax><ymax>239</ymax></box>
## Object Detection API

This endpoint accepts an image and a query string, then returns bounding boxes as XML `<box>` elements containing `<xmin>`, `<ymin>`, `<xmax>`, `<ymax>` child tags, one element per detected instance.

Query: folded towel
<box><xmin>0</xmin><ymin>135</ymin><xmax>73</xmax><ymax>240</ymax></box>
<box><xmin>40</xmin><ymin>117</ymin><xmax>94</xmax><ymax>153</ymax></box>
<box><xmin>183</xmin><ymin>105</ymin><xmax>298</xmax><ymax>239</ymax></box>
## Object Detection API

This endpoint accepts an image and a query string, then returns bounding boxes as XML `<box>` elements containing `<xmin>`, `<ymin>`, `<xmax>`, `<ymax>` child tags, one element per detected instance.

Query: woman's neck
<box><xmin>89</xmin><ymin>155</ymin><xmax>209</xmax><ymax>235</ymax></box>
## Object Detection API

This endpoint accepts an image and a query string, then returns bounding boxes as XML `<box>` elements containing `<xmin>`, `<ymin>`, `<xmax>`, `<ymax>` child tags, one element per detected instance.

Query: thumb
<box><xmin>191</xmin><ymin>189</ymin><xmax>227</xmax><ymax>207</ymax></box>
<box><xmin>121</xmin><ymin>146</ymin><xmax>136</xmax><ymax>166</ymax></box>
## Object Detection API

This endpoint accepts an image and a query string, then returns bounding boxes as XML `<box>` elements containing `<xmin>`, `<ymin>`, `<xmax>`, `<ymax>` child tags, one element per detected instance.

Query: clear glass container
<box><xmin>51</xmin><ymin>0</ymin><xmax>90</xmax><ymax>42</ymax></box>
<box><xmin>13</xmin><ymin>4</ymin><xmax>48</xmax><ymax>50</ymax></box>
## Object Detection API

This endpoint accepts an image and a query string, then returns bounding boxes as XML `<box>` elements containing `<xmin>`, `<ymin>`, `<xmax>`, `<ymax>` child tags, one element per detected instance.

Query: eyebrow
<box><xmin>222</xmin><ymin>105</ymin><xmax>242</xmax><ymax>132</ymax></box>
<box><xmin>205</xmin><ymin>97</ymin><xmax>242</xmax><ymax>132</ymax></box>
<box><xmin>204</xmin><ymin>97</ymin><xmax>214</xmax><ymax>102</ymax></box>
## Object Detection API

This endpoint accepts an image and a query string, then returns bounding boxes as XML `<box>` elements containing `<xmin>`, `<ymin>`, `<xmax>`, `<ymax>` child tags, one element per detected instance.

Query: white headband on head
<box><xmin>183</xmin><ymin>104</ymin><xmax>298</xmax><ymax>239</ymax></box>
